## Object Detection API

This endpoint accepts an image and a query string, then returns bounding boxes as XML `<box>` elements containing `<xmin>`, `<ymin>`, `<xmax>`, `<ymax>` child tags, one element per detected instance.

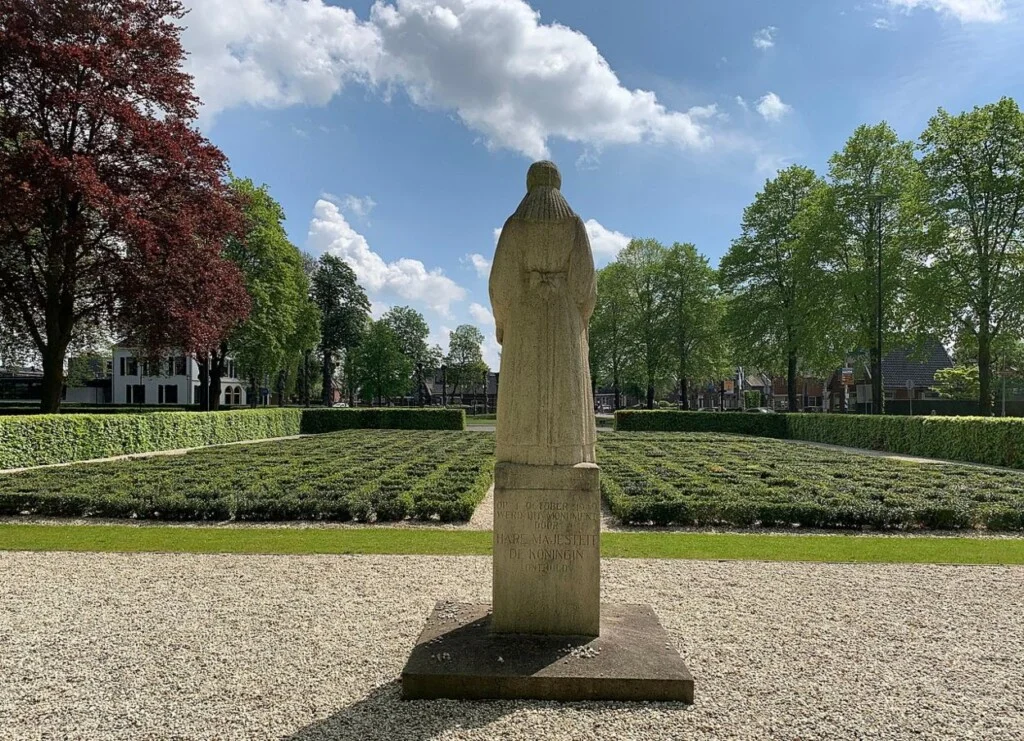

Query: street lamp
<box><xmin>869</xmin><ymin>193</ymin><xmax>889</xmax><ymax>415</ymax></box>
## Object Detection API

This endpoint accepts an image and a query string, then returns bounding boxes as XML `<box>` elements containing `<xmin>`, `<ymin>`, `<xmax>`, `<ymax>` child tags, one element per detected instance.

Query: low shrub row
<box><xmin>0</xmin><ymin>430</ymin><xmax>493</xmax><ymax>523</ymax></box>
<box><xmin>0</xmin><ymin>407</ymin><xmax>466</xmax><ymax>469</ymax></box>
<box><xmin>615</xmin><ymin>410</ymin><xmax>1024</xmax><ymax>469</ymax></box>
<box><xmin>300</xmin><ymin>407</ymin><xmax>465</xmax><ymax>433</ymax></box>
<box><xmin>599</xmin><ymin>433</ymin><xmax>1024</xmax><ymax>530</ymax></box>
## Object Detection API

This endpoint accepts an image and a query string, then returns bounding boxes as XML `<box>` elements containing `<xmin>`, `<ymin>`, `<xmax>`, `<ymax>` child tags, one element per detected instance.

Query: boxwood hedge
<box><xmin>0</xmin><ymin>407</ymin><xmax>466</xmax><ymax>469</ymax></box>
<box><xmin>615</xmin><ymin>410</ymin><xmax>1024</xmax><ymax>470</ymax></box>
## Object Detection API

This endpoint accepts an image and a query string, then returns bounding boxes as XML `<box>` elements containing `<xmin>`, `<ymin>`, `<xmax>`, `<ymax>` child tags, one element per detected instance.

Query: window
<box><xmin>227</xmin><ymin>359</ymin><xmax>237</xmax><ymax>379</ymax></box>
<box><xmin>132</xmin><ymin>384</ymin><xmax>145</xmax><ymax>404</ymax></box>
<box><xmin>233</xmin><ymin>386</ymin><xmax>242</xmax><ymax>405</ymax></box>
<box><xmin>125</xmin><ymin>383</ymin><xmax>132</xmax><ymax>403</ymax></box>
<box><xmin>163</xmin><ymin>384</ymin><xmax>178</xmax><ymax>404</ymax></box>
<box><xmin>119</xmin><ymin>357</ymin><xmax>125</xmax><ymax>376</ymax></box>
<box><xmin>167</xmin><ymin>357</ymin><xmax>175</xmax><ymax>376</ymax></box>
<box><xmin>126</xmin><ymin>357</ymin><xmax>138</xmax><ymax>376</ymax></box>
<box><xmin>174</xmin><ymin>356</ymin><xmax>187</xmax><ymax>376</ymax></box>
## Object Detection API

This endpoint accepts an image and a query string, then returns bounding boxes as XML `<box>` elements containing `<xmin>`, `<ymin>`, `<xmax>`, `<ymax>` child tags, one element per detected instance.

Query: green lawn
<box><xmin>601</xmin><ymin>433</ymin><xmax>1024</xmax><ymax>531</ymax></box>
<box><xmin>1</xmin><ymin>524</ymin><xmax>1021</xmax><ymax>565</ymax></box>
<box><xmin>0</xmin><ymin>430</ymin><xmax>494</xmax><ymax>523</ymax></box>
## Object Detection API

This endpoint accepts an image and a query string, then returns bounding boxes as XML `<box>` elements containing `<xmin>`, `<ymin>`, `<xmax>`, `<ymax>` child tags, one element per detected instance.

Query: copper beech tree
<box><xmin>0</xmin><ymin>0</ymin><xmax>249</xmax><ymax>411</ymax></box>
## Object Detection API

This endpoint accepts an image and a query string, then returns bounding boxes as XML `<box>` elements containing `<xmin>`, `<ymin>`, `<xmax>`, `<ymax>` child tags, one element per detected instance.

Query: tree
<box><xmin>911</xmin><ymin>98</ymin><xmax>1024</xmax><ymax>415</ymax></box>
<box><xmin>619</xmin><ymin>238</ymin><xmax>671</xmax><ymax>409</ymax></box>
<box><xmin>381</xmin><ymin>305</ymin><xmax>437</xmax><ymax>400</ymax></box>
<box><xmin>720</xmin><ymin>165</ymin><xmax>829</xmax><ymax>411</ymax></box>
<box><xmin>589</xmin><ymin>262</ymin><xmax>631</xmax><ymax>410</ymax></box>
<box><xmin>311</xmin><ymin>255</ymin><xmax>370</xmax><ymax>406</ymax></box>
<box><xmin>933</xmin><ymin>365</ymin><xmax>980</xmax><ymax>401</ymax></box>
<box><xmin>0</xmin><ymin>0</ymin><xmax>249</xmax><ymax>412</ymax></box>
<box><xmin>209</xmin><ymin>177</ymin><xmax>319</xmax><ymax>410</ymax></box>
<box><xmin>661</xmin><ymin>242</ymin><xmax>728</xmax><ymax>409</ymax></box>
<box><xmin>353</xmin><ymin>319</ymin><xmax>411</xmax><ymax>406</ymax></box>
<box><xmin>445</xmin><ymin>324</ymin><xmax>488</xmax><ymax>403</ymax></box>
<box><xmin>811</xmin><ymin>122</ymin><xmax>923</xmax><ymax>413</ymax></box>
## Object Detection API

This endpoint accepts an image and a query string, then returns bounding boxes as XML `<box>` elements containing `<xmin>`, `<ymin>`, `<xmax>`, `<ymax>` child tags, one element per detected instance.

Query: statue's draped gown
<box><xmin>489</xmin><ymin>165</ymin><xmax>597</xmax><ymax>466</ymax></box>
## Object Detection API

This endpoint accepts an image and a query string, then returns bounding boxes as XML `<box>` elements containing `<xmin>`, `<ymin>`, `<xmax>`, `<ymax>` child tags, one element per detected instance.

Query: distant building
<box><xmin>851</xmin><ymin>341</ymin><xmax>952</xmax><ymax>412</ymax></box>
<box><xmin>111</xmin><ymin>346</ymin><xmax>247</xmax><ymax>406</ymax></box>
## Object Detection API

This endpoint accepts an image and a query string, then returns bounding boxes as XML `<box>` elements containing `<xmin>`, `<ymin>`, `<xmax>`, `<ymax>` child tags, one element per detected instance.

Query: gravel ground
<box><xmin>1</xmin><ymin>552</ymin><xmax>1021</xmax><ymax>740</ymax></box>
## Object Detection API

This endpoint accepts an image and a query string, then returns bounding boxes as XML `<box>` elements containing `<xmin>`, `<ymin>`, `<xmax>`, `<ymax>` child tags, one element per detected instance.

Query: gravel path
<box><xmin>1</xmin><ymin>552</ymin><xmax>1021</xmax><ymax>740</ymax></box>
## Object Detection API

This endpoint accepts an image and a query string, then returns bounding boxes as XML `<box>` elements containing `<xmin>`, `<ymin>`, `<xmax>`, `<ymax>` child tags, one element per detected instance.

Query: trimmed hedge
<box><xmin>300</xmin><ymin>407</ymin><xmax>465</xmax><ymax>433</ymax></box>
<box><xmin>0</xmin><ymin>409</ymin><xmax>302</xmax><ymax>469</ymax></box>
<box><xmin>616</xmin><ymin>410</ymin><xmax>787</xmax><ymax>438</ymax></box>
<box><xmin>615</xmin><ymin>409</ymin><xmax>1024</xmax><ymax>470</ymax></box>
<box><xmin>0</xmin><ymin>407</ymin><xmax>466</xmax><ymax>469</ymax></box>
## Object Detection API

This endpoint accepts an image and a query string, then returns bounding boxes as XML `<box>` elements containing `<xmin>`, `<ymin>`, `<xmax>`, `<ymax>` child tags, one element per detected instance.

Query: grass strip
<box><xmin>2</xmin><ymin>524</ymin><xmax>1022</xmax><ymax>565</ymax></box>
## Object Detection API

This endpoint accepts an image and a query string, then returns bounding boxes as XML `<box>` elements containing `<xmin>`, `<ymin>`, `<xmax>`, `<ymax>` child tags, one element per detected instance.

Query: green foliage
<box><xmin>312</xmin><ymin>254</ymin><xmax>371</xmax><ymax>404</ymax></box>
<box><xmin>0</xmin><ymin>431</ymin><xmax>494</xmax><ymax>523</ymax></box>
<box><xmin>589</xmin><ymin>262</ymin><xmax>631</xmax><ymax>404</ymax></box>
<box><xmin>299</xmin><ymin>408</ymin><xmax>465</xmax><ymax>433</ymax></box>
<box><xmin>0</xmin><ymin>409</ymin><xmax>302</xmax><ymax>469</ymax></box>
<box><xmin>743</xmin><ymin>390</ymin><xmax>762</xmax><ymax>409</ymax></box>
<box><xmin>445</xmin><ymin>324</ymin><xmax>488</xmax><ymax>399</ymax></box>
<box><xmin>933</xmin><ymin>365</ymin><xmax>981</xmax><ymax>400</ymax></box>
<box><xmin>600</xmin><ymin>432</ymin><xmax>1024</xmax><ymax>530</ymax></box>
<box><xmin>720</xmin><ymin>165</ymin><xmax>832</xmax><ymax>401</ymax></box>
<box><xmin>619</xmin><ymin>238</ymin><xmax>672</xmax><ymax>404</ymax></box>
<box><xmin>225</xmin><ymin>177</ymin><xmax>320</xmax><ymax>384</ymax></box>
<box><xmin>353</xmin><ymin>319</ymin><xmax>413</xmax><ymax>404</ymax></box>
<box><xmin>616</xmin><ymin>410</ymin><xmax>787</xmax><ymax>438</ymax></box>
<box><xmin>911</xmin><ymin>98</ymin><xmax>1024</xmax><ymax>414</ymax></box>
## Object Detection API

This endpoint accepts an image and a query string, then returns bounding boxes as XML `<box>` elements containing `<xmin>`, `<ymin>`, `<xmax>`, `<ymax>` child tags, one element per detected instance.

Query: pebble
<box><xmin>0</xmin><ymin>552</ymin><xmax>1021</xmax><ymax>740</ymax></box>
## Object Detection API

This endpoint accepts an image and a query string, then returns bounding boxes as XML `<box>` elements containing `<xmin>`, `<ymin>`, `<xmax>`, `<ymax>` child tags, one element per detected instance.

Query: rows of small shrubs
<box><xmin>0</xmin><ymin>407</ymin><xmax>467</xmax><ymax>469</ymax></box>
<box><xmin>0</xmin><ymin>430</ymin><xmax>494</xmax><ymax>522</ymax></box>
<box><xmin>599</xmin><ymin>433</ymin><xmax>1024</xmax><ymax>530</ymax></box>
<box><xmin>300</xmin><ymin>407</ymin><xmax>465</xmax><ymax>433</ymax></box>
<box><xmin>615</xmin><ymin>410</ymin><xmax>1024</xmax><ymax>470</ymax></box>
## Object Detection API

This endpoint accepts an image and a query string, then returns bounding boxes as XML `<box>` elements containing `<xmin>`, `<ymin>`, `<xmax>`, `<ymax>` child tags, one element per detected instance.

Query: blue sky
<box><xmin>180</xmin><ymin>0</ymin><xmax>1024</xmax><ymax>367</ymax></box>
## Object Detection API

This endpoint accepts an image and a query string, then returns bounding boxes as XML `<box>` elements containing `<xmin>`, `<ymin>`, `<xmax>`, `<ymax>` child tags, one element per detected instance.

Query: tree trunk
<box><xmin>870</xmin><ymin>343</ymin><xmax>883</xmax><ymax>416</ymax></box>
<box><xmin>646</xmin><ymin>383</ymin><xmax>655</xmax><ymax>410</ymax></box>
<box><xmin>322</xmin><ymin>350</ymin><xmax>333</xmax><ymax>406</ymax></box>
<box><xmin>303</xmin><ymin>349</ymin><xmax>311</xmax><ymax>407</ymax></box>
<box><xmin>196</xmin><ymin>356</ymin><xmax>210</xmax><ymax>410</ymax></box>
<box><xmin>787</xmin><ymin>351</ymin><xmax>798</xmax><ymax>412</ymax></box>
<box><xmin>612</xmin><ymin>365</ymin><xmax>621</xmax><ymax>411</ymax></box>
<box><xmin>39</xmin><ymin>341</ymin><xmax>68</xmax><ymax>414</ymax></box>
<box><xmin>209</xmin><ymin>343</ymin><xmax>227</xmax><ymax>411</ymax></box>
<box><xmin>680</xmin><ymin>377</ymin><xmax>690</xmax><ymax>410</ymax></box>
<box><xmin>979</xmin><ymin>330</ymin><xmax>993</xmax><ymax>416</ymax></box>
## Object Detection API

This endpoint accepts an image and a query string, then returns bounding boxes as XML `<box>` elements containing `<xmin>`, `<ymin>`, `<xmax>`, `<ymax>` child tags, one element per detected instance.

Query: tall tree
<box><xmin>0</xmin><ymin>0</ymin><xmax>249</xmax><ymax>412</ymax></box>
<box><xmin>589</xmin><ymin>262</ymin><xmax>631</xmax><ymax>410</ymax></box>
<box><xmin>311</xmin><ymin>255</ymin><xmax>370</xmax><ymax>406</ymax></box>
<box><xmin>720</xmin><ymin>165</ymin><xmax>828</xmax><ymax>411</ymax></box>
<box><xmin>354</xmin><ymin>319</ymin><xmax>411</xmax><ymax>406</ymax></box>
<box><xmin>209</xmin><ymin>177</ymin><xmax>319</xmax><ymax>410</ymax></box>
<box><xmin>381</xmin><ymin>305</ymin><xmax>437</xmax><ymax>399</ymax></box>
<box><xmin>661</xmin><ymin>242</ymin><xmax>727</xmax><ymax>409</ymax></box>
<box><xmin>619</xmin><ymin>238</ymin><xmax>670</xmax><ymax>409</ymax></box>
<box><xmin>445</xmin><ymin>324</ymin><xmax>488</xmax><ymax>403</ymax></box>
<box><xmin>810</xmin><ymin>122</ymin><xmax>922</xmax><ymax>413</ymax></box>
<box><xmin>912</xmin><ymin>98</ymin><xmax>1024</xmax><ymax>415</ymax></box>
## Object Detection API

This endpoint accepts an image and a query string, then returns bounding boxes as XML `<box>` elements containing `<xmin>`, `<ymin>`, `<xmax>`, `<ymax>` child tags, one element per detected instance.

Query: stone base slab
<box><xmin>401</xmin><ymin>601</ymin><xmax>694</xmax><ymax>703</ymax></box>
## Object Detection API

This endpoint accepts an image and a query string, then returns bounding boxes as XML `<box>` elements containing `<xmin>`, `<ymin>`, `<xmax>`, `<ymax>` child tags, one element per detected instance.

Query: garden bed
<box><xmin>600</xmin><ymin>433</ymin><xmax>1024</xmax><ymax>531</ymax></box>
<box><xmin>0</xmin><ymin>430</ymin><xmax>494</xmax><ymax>523</ymax></box>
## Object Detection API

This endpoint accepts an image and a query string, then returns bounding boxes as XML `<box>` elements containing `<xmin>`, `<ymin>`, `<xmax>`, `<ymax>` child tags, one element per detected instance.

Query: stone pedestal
<box><xmin>492</xmin><ymin>461</ymin><xmax>600</xmax><ymax>636</ymax></box>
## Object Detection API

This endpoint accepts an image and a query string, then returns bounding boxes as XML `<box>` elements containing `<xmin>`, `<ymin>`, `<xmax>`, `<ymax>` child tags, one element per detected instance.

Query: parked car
<box><xmin>331</xmin><ymin>401</ymin><xmax>349</xmax><ymax>408</ymax></box>
<box><xmin>744</xmin><ymin>407</ymin><xmax>775</xmax><ymax>413</ymax></box>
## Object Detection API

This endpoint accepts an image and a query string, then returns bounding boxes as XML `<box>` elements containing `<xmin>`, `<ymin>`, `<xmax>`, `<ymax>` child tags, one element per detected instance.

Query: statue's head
<box><xmin>511</xmin><ymin>160</ymin><xmax>574</xmax><ymax>222</ymax></box>
<box><xmin>527</xmin><ymin>160</ymin><xmax>561</xmax><ymax>191</ymax></box>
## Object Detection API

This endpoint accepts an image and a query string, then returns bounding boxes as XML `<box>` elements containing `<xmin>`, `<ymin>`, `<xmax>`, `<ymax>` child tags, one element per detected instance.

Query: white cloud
<box><xmin>873</xmin><ymin>17</ymin><xmax>896</xmax><ymax>29</ymax></box>
<box><xmin>182</xmin><ymin>0</ymin><xmax>718</xmax><ymax>158</ymax></box>
<box><xmin>370</xmin><ymin>300</ymin><xmax>390</xmax><ymax>319</ymax></box>
<box><xmin>584</xmin><ymin>219</ymin><xmax>631</xmax><ymax>261</ymax></box>
<box><xmin>753</xmin><ymin>26</ymin><xmax>776</xmax><ymax>49</ymax></box>
<box><xmin>465</xmin><ymin>253</ymin><xmax>491</xmax><ymax>278</ymax></box>
<box><xmin>306</xmin><ymin>199</ymin><xmax>466</xmax><ymax>315</ymax></box>
<box><xmin>884</xmin><ymin>0</ymin><xmax>1006</xmax><ymax>23</ymax></box>
<box><xmin>342</xmin><ymin>194</ymin><xmax>377</xmax><ymax>220</ymax></box>
<box><xmin>469</xmin><ymin>302</ymin><xmax>495</xmax><ymax>325</ymax></box>
<box><xmin>735</xmin><ymin>95</ymin><xmax>749</xmax><ymax>112</ymax></box>
<box><xmin>492</xmin><ymin>228</ymin><xmax>503</xmax><ymax>246</ymax></box>
<box><xmin>755</xmin><ymin>92</ymin><xmax>792</xmax><ymax>122</ymax></box>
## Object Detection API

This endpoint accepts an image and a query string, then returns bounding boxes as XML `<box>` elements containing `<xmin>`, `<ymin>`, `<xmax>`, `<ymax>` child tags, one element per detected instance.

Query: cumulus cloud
<box><xmin>884</xmin><ymin>0</ymin><xmax>1006</xmax><ymax>23</ymax></box>
<box><xmin>584</xmin><ymin>219</ymin><xmax>631</xmax><ymax>261</ymax></box>
<box><xmin>873</xmin><ymin>17</ymin><xmax>896</xmax><ymax>29</ymax></box>
<box><xmin>306</xmin><ymin>199</ymin><xmax>466</xmax><ymax>315</ymax></box>
<box><xmin>753</xmin><ymin>26</ymin><xmax>777</xmax><ymax>49</ymax></box>
<box><xmin>181</xmin><ymin>0</ymin><xmax>718</xmax><ymax>158</ymax></box>
<box><xmin>735</xmin><ymin>95</ymin><xmax>749</xmax><ymax>112</ymax></box>
<box><xmin>465</xmin><ymin>253</ymin><xmax>492</xmax><ymax>278</ymax></box>
<box><xmin>469</xmin><ymin>302</ymin><xmax>495</xmax><ymax>325</ymax></box>
<box><xmin>756</xmin><ymin>92</ymin><xmax>792</xmax><ymax>122</ymax></box>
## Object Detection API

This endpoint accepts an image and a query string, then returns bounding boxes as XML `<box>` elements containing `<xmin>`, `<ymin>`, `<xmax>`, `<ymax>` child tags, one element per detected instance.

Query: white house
<box><xmin>112</xmin><ymin>346</ymin><xmax>247</xmax><ymax>406</ymax></box>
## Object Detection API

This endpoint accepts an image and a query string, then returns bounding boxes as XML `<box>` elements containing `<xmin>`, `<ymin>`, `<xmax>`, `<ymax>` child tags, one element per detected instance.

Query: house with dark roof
<box><xmin>851</xmin><ymin>340</ymin><xmax>952</xmax><ymax>412</ymax></box>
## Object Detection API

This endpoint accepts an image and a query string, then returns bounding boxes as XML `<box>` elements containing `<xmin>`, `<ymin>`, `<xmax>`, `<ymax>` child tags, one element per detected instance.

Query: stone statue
<box><xmin>489</xmin><ymin>160</ymin><xmax>597</xmax><ymax>467</ymax></box>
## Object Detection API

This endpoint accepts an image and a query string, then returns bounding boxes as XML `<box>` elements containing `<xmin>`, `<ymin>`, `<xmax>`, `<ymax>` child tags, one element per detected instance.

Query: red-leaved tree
<box><xmin>0</xmin><ymin>0</ymin><xmax>250</xmax><ymax>412</ymax></box>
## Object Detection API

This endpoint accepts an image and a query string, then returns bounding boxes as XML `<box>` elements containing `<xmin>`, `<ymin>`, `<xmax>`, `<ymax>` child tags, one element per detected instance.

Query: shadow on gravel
<box><xmin>281</xmin><ymin>680</ymin><xmax>512</xmax><ymax>741</ymax></box>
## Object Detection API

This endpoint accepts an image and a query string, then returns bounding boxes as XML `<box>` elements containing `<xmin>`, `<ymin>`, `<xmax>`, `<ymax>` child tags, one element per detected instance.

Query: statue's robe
<box><xmin>489</xmin><ymin>208</ymin><xmax>597</xmax><ymax>466</ymax></box>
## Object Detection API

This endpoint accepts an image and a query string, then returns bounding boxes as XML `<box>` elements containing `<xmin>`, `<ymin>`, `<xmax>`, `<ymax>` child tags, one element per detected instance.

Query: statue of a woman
<box><xmin>489</xmin><ymin>161</ymin><xmax>597</xmax><ymax>467</ymax></box>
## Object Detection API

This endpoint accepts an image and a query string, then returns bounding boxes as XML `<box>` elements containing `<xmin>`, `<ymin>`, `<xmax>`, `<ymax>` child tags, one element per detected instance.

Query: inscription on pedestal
<box><xmin>492</xmin><ymin>462</ymin><xmax>600</xmax><ymax>636</ymax></box>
